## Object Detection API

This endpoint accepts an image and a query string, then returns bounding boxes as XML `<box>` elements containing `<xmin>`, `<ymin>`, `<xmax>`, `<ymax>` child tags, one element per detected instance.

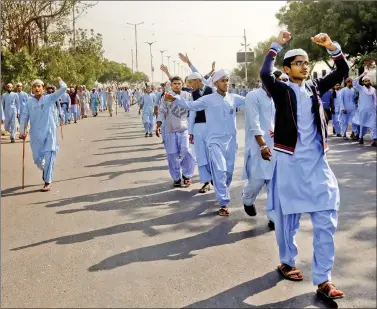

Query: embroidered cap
<box><xmin>284</xmin><ymin>48</ymin><xmax>308</xmax><ymax>60</ymax></box>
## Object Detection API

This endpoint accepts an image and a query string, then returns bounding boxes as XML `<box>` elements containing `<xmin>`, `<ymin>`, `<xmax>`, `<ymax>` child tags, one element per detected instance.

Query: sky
<box><xmin>76</xmin><ymin>1</ymin><xmax>287</xmax><ymax>83</ymax></box>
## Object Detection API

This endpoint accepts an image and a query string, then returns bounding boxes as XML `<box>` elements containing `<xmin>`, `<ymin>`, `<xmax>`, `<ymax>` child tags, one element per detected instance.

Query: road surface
<box><xmin>1</xmin><ymin>106</ymin><xmax>376</xmax><ymax>308</ymax></box>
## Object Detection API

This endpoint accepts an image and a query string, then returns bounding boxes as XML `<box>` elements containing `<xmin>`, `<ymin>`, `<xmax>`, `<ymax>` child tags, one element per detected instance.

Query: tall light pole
<box><xmin>166</xmin><ymin>55</ymin><xmax>171</xmax><ymax>72</ymax></box>
<box><xmin>172</xmin><ymin>60</ymin><xmax>176</xmax><ymax>75</ymax></box>
<box><xmin>176</xmin><ymin>62</ymin><xmax>179</xmax><ymax>77</ymax></box>
<box><xmin>127</xmin><ymin>22</ymin><xmax>144</xmax><ymax>72</ymax></box>
<box><xmin>181</xmin><ymin>65</ymin><xmax>184</xmax><ymax>77</ymax></box>
<box><xmin>131</xmin><ymin>49</ymin><xmax>134</xmax><ymax>73</ymax></box>
<box><xmin>240</xmin><ymin>29</ymin><xmax>250</xmax><ymax>83</ymax></box>
<box><xmin>159</xmin><ymin>50</ymin><xmax>167</xmax><ymax>82</ymax></box>
<box><xmin>145</xmin><ymin>41</ymin><xmax>156</xmax><ymax>85</ymax></box>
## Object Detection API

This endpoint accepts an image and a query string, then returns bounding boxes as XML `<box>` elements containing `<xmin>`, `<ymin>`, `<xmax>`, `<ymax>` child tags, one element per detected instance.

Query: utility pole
<box><xmin>159</xmin><ymin>50</ymin><xmax>167</xmax><ymax>82</ymax></box>
<box><xmin>166</xmin><ymin>55</ymin><xmax>171</xmax><ymax>72</ymax></box>
<box><xmin>241</xmin><ymin>29</ymin><xmax>250</xmax><ymax>83</ymax></box>
<box><xmin>181</xmin><ymin>65</ymin><xmax>184</xmax><ymax>77</ymax></box>
<box><xmin>172</xmin><ymin>60</ymin><xmax>176</xmax><ymax>75</ymax></box>
<box><xmin>145</xmin><ymin>41</ymin><xmax>155</xmax><ymax>85</ymax></box>
<box><xmin>72</xmin><ymin>1</ymin><xmax>76</xmax><ymax>49</ymax></box>
<box><xmin>127</xmin><ymin>22</ymin><xmax>144</xmax><ymax>72</ymax></box>
<box><xmin>131</xmin><ymin>49</ymin><xmax>134</xmax><ymax>73</ymax></box>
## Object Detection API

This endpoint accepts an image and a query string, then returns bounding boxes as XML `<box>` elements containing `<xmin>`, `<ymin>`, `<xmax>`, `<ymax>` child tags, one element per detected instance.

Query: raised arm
<box><xmin>166</xmin><ymin>93</ymin><xmax>207</xmax><ymax>111</ymax></box>
<box><xmin>49</xmin><ymin>79</ymin><xmax>68</xmax><ymax>104</ymax></box>
<box><xmin>353</xmin><ymin>71</ymin><xmax>368</xmax><ymax>92</ymax></box>
<box><xmin>160</xmin><ymin>65</ymin><xmax>173</xmax><ymax>80</ymax></box>
<box><xmin>260</xmin><ymin>39</ymin><xmax>287</xmax><ymax>97</ymax></box>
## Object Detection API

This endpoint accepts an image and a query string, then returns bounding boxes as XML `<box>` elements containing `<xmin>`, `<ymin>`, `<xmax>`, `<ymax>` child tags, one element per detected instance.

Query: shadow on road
<box><xmin>184</xmin><ymin>270</ymin><xmax>338</xmax><ymax>308</ymax></box>
<box><xmin>87</xmin><ymin>220</ymin><xmax>270</xmax><ymax>272</ymax></box>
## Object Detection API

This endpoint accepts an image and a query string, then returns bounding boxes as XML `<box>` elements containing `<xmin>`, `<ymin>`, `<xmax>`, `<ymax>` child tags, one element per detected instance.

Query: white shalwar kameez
<box><xmin>242</xmin><ymin>88</ymin><xmax>276</xmax><ymax>223</ymax></box>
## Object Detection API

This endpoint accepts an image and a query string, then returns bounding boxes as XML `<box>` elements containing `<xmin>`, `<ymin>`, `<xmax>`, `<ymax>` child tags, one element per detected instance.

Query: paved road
<box><xmin>1</xmin><ymin>105</ymin><xmax>376</xmax><ymax>308</ymax></box>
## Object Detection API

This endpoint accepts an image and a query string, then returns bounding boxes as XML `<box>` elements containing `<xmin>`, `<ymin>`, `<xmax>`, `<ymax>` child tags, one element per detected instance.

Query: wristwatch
<box><xmin>260</xmin><ymin>145</ymin><xmax>268</xmax><ymax>151</ymax></box>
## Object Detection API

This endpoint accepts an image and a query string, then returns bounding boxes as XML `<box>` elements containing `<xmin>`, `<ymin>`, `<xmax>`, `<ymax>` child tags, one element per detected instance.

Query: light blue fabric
<box><xmin>173</xmin><ymin>91</ymin><xmax>245</xmax><ymax>206</ymax></box>
<box><xmin>271</xmin><ymin>166</ymin><xmax>338</xmax><ymax>285</ymax></box>
<box><xmin>71</xmin><ymin>104</ymin><xmax>79</xmax><ymax>121</ymax></box>
<box><xmin>140</xmin><ymin>93</ymin><xmax>157</xmax><ymax>130</ymax></box>
<box><xmin>2</xmin><ymin>92</ymin><xmax>20</xmax><ymax>139</ymax></box>
<box><xmin>165</xmin><ymin>131</ymin><xmax>196</xmax><ymax>181</ymax></box>
<box><xmin>90</xmin><ymin>92</ymin><xmax>99</xmax><ymax>116</ymax></box>
<box><xmin>339</xmin><ymin>87</ymin><xmax>356</xmax><ymax>135</ymax></box>
<box><xmin>189</xmin><ymin>64</ymin><xmax>208</xmax><ymax>85</ymax></box>
<box><xmin>20</xmin><ymin>80</ymin><xmax>67</xmax><ymax>181</ymax></box>
<box><xmin>332</xmin><ymin>90</ymin><xmax>341</xmax><ymax>134</ymax></box>
<box><xmin>17</xmin><ymin>91</ymin><xmax>29</xmax><ymax>117</ymax></box>
<box><xmin>192</xmin><ymin>122</ymin><xmax>211</xmax><ymax>184</ymax></box>
<box><xmin>242</xmin><ymin>88</ymin><xmax>276</xmax><ymax>222</ymax></box>
<box><xmin>37</xmin><ymin>151</ymin><xmax>56</xmax><ymax>184</ymax></box>
<box><xmin>353</xmin><ymin>78</ymin><xmax>376</xmax><ymax>139</ymax></box>
<box><xmin>272</xmin><ymin>81</ymin><xmax>340</xmax><ymax>215</ymax></box>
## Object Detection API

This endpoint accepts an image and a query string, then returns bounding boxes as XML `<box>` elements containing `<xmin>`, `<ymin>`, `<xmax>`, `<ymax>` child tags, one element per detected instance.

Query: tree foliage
<box><xmin>1</xmin><ymin>1</ymin><xmax>149</xmax><ymax>90</ymax></box>
<box><xmin>276</xmin><ymin>1</ymin><xmax>377</xmax><ymax>70</ymax></box>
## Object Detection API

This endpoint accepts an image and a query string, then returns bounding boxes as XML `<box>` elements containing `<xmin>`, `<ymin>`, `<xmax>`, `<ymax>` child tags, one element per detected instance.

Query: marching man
<box><xmin>19</xmin><ymin>77</ymin><xmax>68</xmax><ymax>192</ymax></box>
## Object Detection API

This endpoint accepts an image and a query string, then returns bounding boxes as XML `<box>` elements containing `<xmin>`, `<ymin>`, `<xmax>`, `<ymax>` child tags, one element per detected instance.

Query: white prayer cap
<box><xmin>187</xmin><ymin>72</ymin><xmax>202</xmax><ymax>81</ymax></box>
<box><xmin>284</xmin><ymin>48</ymin><xmax>308</xmax><ymax>60</ymax></box>
<box><xmin>6</xmin><ymin>83</ymin><xmax>13</xmax><ymax>87</ymax></box>
<box><xmin>362</xmin><ymin>75</ymin><xmax>370</xmax><ymax>81</ymax></box>
<box><xmin>280</xmin><ymin>73</ymin><xmax>289</xmax><ymax>80</ymax></box>
<box><xmin>213</xmin><ymin>69</ymin><xmax>230</xmax><ymax>83</ymax></box>
<box><xmin>31</xmin><ymin>79</ymin><xmax>44</xmax><ymax>86</ymax></box>
<box><xmin>16</xmin><ymin>82</ymin><xmax>22</xmax><ymax>86</ymax></box>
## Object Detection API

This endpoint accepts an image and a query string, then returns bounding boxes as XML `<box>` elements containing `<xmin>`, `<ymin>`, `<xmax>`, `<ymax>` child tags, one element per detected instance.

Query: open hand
<box><xmin>178</xmin><ymin>53</ymin><xmax>190</xmax><ymax>64</ymax></box>
<box><xmin>160</xmin><ymin>64</ymin><xmax>168</xmax><ymax>73</ymax></box>
<box><xmin>211</xmin><ymin>61</ymin><xmax>216</xmax><ymax>71</ymax></box>
<box><xmin>276</xmin><ymin>31</ymin><xmax>291</xmax><ymax>45</ymax></box>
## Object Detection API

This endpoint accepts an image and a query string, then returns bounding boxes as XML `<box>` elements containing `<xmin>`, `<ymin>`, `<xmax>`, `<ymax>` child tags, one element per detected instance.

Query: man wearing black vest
<box><xmin>187</xmin><ymin>72</ymin><xmax>214</xmax><ymax>193</ymax></box>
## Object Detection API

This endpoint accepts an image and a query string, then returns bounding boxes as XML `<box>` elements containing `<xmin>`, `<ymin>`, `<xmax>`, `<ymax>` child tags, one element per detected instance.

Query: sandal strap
<box><xmin>279</xmin><ymin>264</ymin><xmax>301</xmax><ymax>276</ymax></box>
<box><xmin>319</xmin><ymin>281</ymin><xmax>337</xmax><ymax>297</ymax></box>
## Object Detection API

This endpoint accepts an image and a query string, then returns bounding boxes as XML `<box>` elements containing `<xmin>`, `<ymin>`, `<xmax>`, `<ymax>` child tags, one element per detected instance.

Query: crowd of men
<box><xmin>1</xmin><ymin>30</ymin><xmax>376</xmax><ymax>303</ymax></box>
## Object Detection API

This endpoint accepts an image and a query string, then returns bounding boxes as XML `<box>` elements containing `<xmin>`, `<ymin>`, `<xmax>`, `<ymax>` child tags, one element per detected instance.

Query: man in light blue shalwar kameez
<box><xmin>122</xmin><ymin>87</ymin><xmax>132</xmax><ymax>112</ymax></box>
<box><xmin>260</xmin><ymin>31</ymin><xmax>347</xmax><ymax>299</ymax></box>
<box><xmin>16</xmin><ymin>83</ymin><xmax>29</xmax><ymax>126</ymax></box>
<box><xmin>331</xmin><ymin>83</ymin><xmax>342</xmax><ymax>137</ymax></box>
<box><xmin>2</xmin><ymin>83</ymin><xmax>20</xmax><ymax>142</ymax></box>
<box><xmin>90</xmin><ymin>89</ymin><xmax>100</xmax><ymax>117</ymax></box>
<box><xmin>339</xmin><ymin>78</ymin><xmax>357</xmax><ymax>140</ymax></box>
<box><xmin>242</xmin><ymin>85</ymin><xmax>276</xmax><ymax>229</ymax></box>
<box><xmin>20</xmin><ymin>78</ymin><xmax>67</xmax><ymax>192</ymax></box>
<box><xmin>164</xmin><ymin>69</ymin><xmax>245</xmax><ymax>216</ymax></box>
<box><xmin>60</xmin><ymin>90</ymin><xmax>71</xmax><ymax>124</ymax></box>
<box><xmin>139</xmin><ymin>85</ymin><xmax>157</xmax><ymax>137</ymax></box>
<box><xmin>156</xmin><ymin>77</ymin><xmax>196</xmax><ymax>188</ymax></box>
<box><xmin>352</xmin><ymin>72</ymin><xmax>377</xmax><ymax>146</ymax></box>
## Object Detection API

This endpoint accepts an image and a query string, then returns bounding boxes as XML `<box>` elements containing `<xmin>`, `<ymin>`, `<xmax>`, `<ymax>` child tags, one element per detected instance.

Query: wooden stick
<box><xmin>60</xmin><ymin>123</ymin><xmax>63</xmax><ymax>139</ymax></box>
<box><xmin>116</xmin><ymin>99</ymin><xmax>118</xmax><ymax>116</ymax></box>
<box><xmin>22</xmin><ymin>123</ymin><xmax>27</xmax><ymax>190</ymax></box>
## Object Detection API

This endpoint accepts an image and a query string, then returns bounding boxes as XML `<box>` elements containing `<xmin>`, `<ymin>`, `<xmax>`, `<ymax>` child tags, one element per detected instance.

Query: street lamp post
<box><xmin>127</xmin><ymin>22</ymin><xmax>144</xmax><ymax>72</ymax></box>
<box><xmin>159</xmin><ymin>50</ymin><xmax>167</xmax><ymax>82</ymax></box>
<box><xmin>145</xmin><ymin>41</ymin><xmax>156</xmax><ymax>85</ymax></box>
<box><xmin>172</xmin><ymin>60</ymin><xmax>176</xmax><ymax>75</ymax></box>
<box><xmin>166</xmin><ymin>55</ymin><xmax>171</xmax><ymax>72</ymax></box>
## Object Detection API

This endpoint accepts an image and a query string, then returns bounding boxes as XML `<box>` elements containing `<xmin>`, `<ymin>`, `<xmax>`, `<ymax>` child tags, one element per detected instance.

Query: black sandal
<box><xmin>182</xmin><ymin>175</ymin><xmax>192</xmax><ymax>186</ymax></box>
<box><xmin>199</xmin><ymin>182</ymin><xmax>211</xmax><ymax>193</ymax></box>
<box><xmin>173</xmin><ymin>179</ymin><xmax>182</xmax><ymax>187</ymax></box>
<box><xmin>277</xmin><ymin>263</ymin><xmax>303</xmax><ymax>281</ymax></box>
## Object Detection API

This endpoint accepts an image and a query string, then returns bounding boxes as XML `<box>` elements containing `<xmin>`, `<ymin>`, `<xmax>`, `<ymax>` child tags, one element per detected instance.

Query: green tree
<box><xmin>276</xmin><ymin>1</ymin><xmax>377</xmax><ymax>71</ymax></box>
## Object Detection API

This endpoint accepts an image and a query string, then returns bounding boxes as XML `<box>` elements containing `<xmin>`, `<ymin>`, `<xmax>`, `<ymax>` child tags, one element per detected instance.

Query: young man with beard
<box><xmin>339</xmin><ymin>78</ymin><xmax>356</xmax><ymax>140</ymax></box>
<box><xmin>139</xmin><ymin>85</ymin><xmax>157</xmax><ymax>137</ymax></box>
<box><xmin>20</xmin><ymin>78</ymin><xmax>67</xmax><ymax>192</ymax></box>
<box><xmin>352</xmin><ymin>72</ymin><xmax>377</xmax><ymax>146</ymax></box>
<box><xmin>156</xmin><ymin>76</ymin><xmax>196</xmax><ymax>187</ymax></box>
<box><xmin>1</xmin><ymin>83</ymin><xmax>20</xmax><ymax>142</ymax></box>
<box><xmin>260</xmin><ymin>31</ymin><xmax>348</xmax><ymax>299</ymax></box>
<box><xmin>164</xmin><ymin>70</ymin><xmax>246</xmax><ymax>216</ymax></box>
<box><xmin>186</xmin><ymin>72</ymin><xmax>214</xmax><ymax>193</ymax></box>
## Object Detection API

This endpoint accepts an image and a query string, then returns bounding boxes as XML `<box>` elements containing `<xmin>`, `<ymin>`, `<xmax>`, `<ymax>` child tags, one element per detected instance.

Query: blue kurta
<box><xmin>17</xmin><ymin>91</ymin><xmax>29</xmax><ymax>116</ymax></box>
<box><xmin>352</xmin><ymin>78</ymin><xmax>376</xmax><ymax>129</ymax></box>
<box><xmin>173</xmin><ymin>91</ymin><xmax>245</xmax><ymax>206</ymax></box>
<box><xmin>339</xmin><ymin>86</ymin><xmax>356</xmax><ymax>135</ymax></box>
<box><xmin>272</xmin><ymin>81</ymin><xmax>340</xmax><ymax>215</ymax></box>
<box><xmin>20</xmin><ymin>80</ymin><xmax>67</xmax><ymax>169</ymax></box>
<box><xmin>2</xmin><ymin>92</ymin><xmax>20</xmax><ymax>139</ymax></box>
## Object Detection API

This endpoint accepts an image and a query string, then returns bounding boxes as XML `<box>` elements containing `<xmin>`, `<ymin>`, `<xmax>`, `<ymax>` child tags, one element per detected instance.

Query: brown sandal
<box><xmin>277</xmin><ymin>263</ymin><xmax>303</xmax><ymax>281</ymax></box>
<box><xmin>218</xmin><ymin>207</ymin><xmax>230</xmax><ymax>216</ymax></box>
<box><xmin>182</xmin><ymin>176</ymin><xmax>192</xmax><ymax>186</ymax></box>
<box><xmin>317</xmin><ymin>281</ymin><xmax>344</xmax><ymax>299</ymax></box>
<box><xmin>40</xmin><ymin>184</ymin><xmax>51</xmax><ymax>192</ymax></box>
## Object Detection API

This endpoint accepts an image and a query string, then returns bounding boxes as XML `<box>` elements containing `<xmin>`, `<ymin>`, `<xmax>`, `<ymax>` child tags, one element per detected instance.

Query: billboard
<box><xmin>237</xmin><ymin>52</ymin><xmax>254</xmax><ymax>63</ymax></box>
